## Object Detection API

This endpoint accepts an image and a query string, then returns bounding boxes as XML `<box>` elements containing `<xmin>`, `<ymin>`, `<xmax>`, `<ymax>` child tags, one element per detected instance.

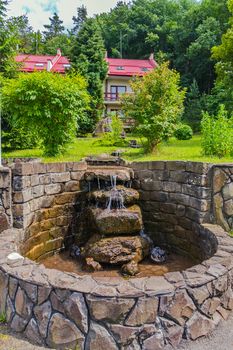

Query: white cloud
<box><xmin>8</xmin><ymin>0</ymin><xmax>130</xmax><ymax>31</ymax></box>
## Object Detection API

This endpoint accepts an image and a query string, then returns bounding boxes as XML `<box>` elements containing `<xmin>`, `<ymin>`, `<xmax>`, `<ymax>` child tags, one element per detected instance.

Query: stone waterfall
<box><xmin>81</xmin><ymin>165</ymin><xmax>151</xmax><ymax>275</ymax></box>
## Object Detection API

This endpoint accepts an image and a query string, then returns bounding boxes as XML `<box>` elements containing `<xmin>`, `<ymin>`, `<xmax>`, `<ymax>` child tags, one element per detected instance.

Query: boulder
<box><xmin>121</xmin><ymin>261</ymin><xmax>139</xmax><ymax>276</ymax></box>
<box><xmin>88</xmin><ymin>186</ymin><xmax>140</xmax><ymax>207</ymax></box>
<box><xmin>89</xmin><ymin>205</ymin><xmax>143</xmax><ymax>235</ymax></box>
<box><xmin>84</xmin><ymin>235</ymin><xmax>150</xmax><ymax>265</ymax></box>
<box><xmin>84</xmin><ymin>166</ymin><xmax>133</xmax><ymax>182</ymax></box>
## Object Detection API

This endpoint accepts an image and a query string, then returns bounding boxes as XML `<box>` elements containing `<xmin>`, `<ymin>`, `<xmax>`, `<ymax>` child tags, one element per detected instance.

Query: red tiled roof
<box><xmin>16</xmin><ymin>52</ymin><xmax>157</xmax><ymax>76</ymax></box>
<box><xmin>106</xmin><ymin>57</ymin><xmax>157</xmax><ymax>76</ymax></box>
<box><xmin>15</xmin><ymin>52</ymin><xmax>70</xmax><ymax>73</ymax></box>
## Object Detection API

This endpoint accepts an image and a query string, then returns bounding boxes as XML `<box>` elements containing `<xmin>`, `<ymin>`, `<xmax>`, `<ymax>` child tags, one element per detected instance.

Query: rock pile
<box><xmin>82</xmin><ymin>167</ymin><xmax>150</xmax><ymax>275</ymax></box>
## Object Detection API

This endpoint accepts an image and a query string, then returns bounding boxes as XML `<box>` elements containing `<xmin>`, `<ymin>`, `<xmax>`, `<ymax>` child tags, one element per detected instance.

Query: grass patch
<box><xmin>3</xmin><ymin>135</ymin><xmax>233</xmax><ymax>163</ymax></box>
<box><xmin>0</xmin><ymin>313</ymin><xmax>6</xmax><ymax>324</ymax></box>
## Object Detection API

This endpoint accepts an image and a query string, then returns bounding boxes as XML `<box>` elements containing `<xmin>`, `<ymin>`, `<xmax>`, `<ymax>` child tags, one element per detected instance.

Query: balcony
<box><xmin>104</xmin><ymin>92</ymin><xmax>120</xmax><ymax>101</ymax></box>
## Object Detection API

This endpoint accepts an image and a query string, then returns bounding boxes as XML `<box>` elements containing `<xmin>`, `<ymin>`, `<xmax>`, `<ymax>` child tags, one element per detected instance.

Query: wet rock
<box><xmin>186</xmin><ymin>311</ymin><xmax>215</xmax><ymax>340</ymax></box>
<box><xmin>89</xmin><ymin>205</ymin><xmax>143</xmax><ymax>235</ymax></box>
<box><xmin>89</xmin><ymin>186</ymin><xmax>139</xmax><ymax>206</ymax></box>
<box><xmin>47</xmin><ymin>313</ymin><xmax>85</xmax><ymax>349</ymax></box>
<box><xmin>84</xmin><ymin>166</ymin><xmax>133</xmax><ymax>182</ymax></box>
<box><xmin>84</xmin><ymin>257</ymin><xmax>103</xmax><ymax>272</ymax></box>
<box><xmin>84</xmin><ymin>235</ymin><xmax>150</xmax><ymax>265</ymax></box>
<box><xmin>121</xmin><ymin>261</ymin><xmax>139</xmax><ymax>276</ymax></box>
<box><xmin>86</xmin><ymin>322</ymin><xmax>118</xmax><ymax>350</ymax></box>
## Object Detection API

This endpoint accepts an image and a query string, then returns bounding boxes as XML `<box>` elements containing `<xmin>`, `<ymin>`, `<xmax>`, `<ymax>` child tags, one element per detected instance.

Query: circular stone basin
<box><xmin>1</xmin><ymin>223</ymin><xmax>233</xmax><ymax>350</ymax></box>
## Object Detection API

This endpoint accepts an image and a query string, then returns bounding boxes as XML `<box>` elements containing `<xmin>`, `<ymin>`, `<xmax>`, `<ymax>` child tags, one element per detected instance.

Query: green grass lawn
<box><xmin>3</xmin><ymin>135</ymin><xmax>233</xmax><ymax>163</ymax></box>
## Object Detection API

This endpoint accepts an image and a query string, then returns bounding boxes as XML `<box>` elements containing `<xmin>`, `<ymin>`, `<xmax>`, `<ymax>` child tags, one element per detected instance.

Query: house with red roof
<box><xmin>16</xmin><ymin>50</ymin><xmax>157</xmax><ymax>117</ymax></box>
<box><xmin>15</xmin><ymin>49</ymin><xmax>71</xmax><ymax>74</ymax></box>
<box><xmin>104</xmin><ymin>54</ymin><xmax>157</xmax><ymax>116</ymax></box>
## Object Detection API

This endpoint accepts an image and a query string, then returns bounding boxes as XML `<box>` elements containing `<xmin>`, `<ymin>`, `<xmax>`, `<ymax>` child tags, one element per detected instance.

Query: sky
<box><xmin>8</xmin><ymin>0</ymin><xmax>130</xmax><ymax>31</ymax></box>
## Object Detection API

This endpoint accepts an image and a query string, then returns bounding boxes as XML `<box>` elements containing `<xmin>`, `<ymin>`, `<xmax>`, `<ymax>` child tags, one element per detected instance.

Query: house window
<box><xmin>141</xmin><ymin>67</ymin><xmax>149</xmax><ymax>72</ymax></box>
<box><xmin>63</xmin><ymin>64</ymin><xmax>71</xmax><ymax>69</ymax></box>
<box><xmin>110</xmin><ymin>86</ymin><xmax>127</xmax><ymax>100</ymax></box>
<box><xmin>116</xmin><ymin>66</ymin><xmax>125</xmax><ymax>70</ymax></box>
<box><xmin>35</xmin><ymin>63</ymin><xmax>44</xmax><ymax>67</ymax></box>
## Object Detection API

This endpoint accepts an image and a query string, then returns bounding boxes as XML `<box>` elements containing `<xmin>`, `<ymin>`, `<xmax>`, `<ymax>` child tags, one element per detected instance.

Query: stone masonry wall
<box><xmin>212</xmin><ymin>165</ymin><xmax>233</xmax><ymax>232</ymax></box>
<box><xmin>0</xmin><ymin>223</ymin><xmax>233</xmax><ymax>350</ymax></box>
<box><xmin>11</xmin><ymin>161</ymin><xmax>87</xmax><ymax>262</ymax></box>
<box><xmin>130</xmin><ymin>161</ymin><xmax>213</xmax><ymax>261</ymax></box>
<box><xmin>0</xmin><ymin>166</ymin><xmax>12</xmax><ymax>233</ymax></box>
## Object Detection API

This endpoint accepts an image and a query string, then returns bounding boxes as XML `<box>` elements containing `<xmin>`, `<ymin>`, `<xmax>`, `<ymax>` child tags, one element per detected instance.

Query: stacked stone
<box><xmin>0</xmin><ymin>167</ymin><xmax>11</xmax><ymax>233</ymax></box>
<box><xmin>11</xmin><ymin>161</ymin><xmax>87</xmax><ymax>262</ymax></box>
<box><xmin>0</xmin><ymin>224</ymin><xmax>233</xmax><ymax>349</ymax></box>
<box><xmin>82</xmin><ymin>167</ymin><xmax>150</xmax><ymax>275</ymax></box>
<box><xmin>213</xmin><ymin>165</ymin><xmax>233</xmax><ymax>232</ymax></box>
<box><xmin>130</xmin><ymin>161</ymin><xmax>213</xmax><ymax>261</ymax></box>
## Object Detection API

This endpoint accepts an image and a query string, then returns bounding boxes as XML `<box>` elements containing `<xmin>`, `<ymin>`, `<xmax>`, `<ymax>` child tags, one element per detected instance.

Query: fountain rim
<box><xmin>0</xmin><ymin>223</ymin><xmax>232</xmax><ymax>298</ymax></box>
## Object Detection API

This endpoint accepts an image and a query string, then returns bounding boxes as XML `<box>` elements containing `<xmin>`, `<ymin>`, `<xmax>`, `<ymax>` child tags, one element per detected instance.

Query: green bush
<box><xmin>98</xmin><ymin>115</ymin><xmax>126</xmax><ymax>146</ymax></box>
<box><xmin>201</xmin><ymin>105</ymin><xmax>233</xmax><ymax>157</ymax></box>
<box><xmin>2</xmin><ymin>72</ymin><xmax>90</xmax><ymax>156</ymax></box>
<box><xmin>174</xmin><ymin>124</ymin><xmax>193</xmax><ymax>140</ymax></box>
<box><xmin>122</xmin><ymin>62</ymin><xmax>186</xmax><ymax>152</ymax></box>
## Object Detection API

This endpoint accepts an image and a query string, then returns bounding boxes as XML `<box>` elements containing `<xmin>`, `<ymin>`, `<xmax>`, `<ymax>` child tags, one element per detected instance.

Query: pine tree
<box><xmin>72</xmin><ymin>5</ymin><xmax>87</xmax><ymax>35</ymax></box>
<box><xmin>43</xmin><ymin>12</ymin><xmax>65</xmax><ymax>41</ymax></box>
<box><xmin>0</xmin><ymin>0</ymin><xmax>19</xmax><ymax>77</ymax></box>
<box><xmin>71</xmin><ymin>18</ymin><xmax>108</xmax><ymax>131</ymax></box>
<box><xmin>183</xmin><ymin>79</ymin><xmax>203</xmax><ymax>132</ymax></box>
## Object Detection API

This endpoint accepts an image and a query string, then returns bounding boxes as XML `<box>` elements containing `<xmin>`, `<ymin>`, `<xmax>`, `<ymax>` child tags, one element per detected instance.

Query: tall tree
<box><xmin>72</xmin><ymin>5</ymin><xmax>87</xmax><ymax>35</ymax></box>
<box><xmin>71</xmin><ymin>18</ymin><xmax>108</xmax><ymax>131</ymax></box>
<box><xmin>43</xmin><ymin>12</ymin><xmax>65</xmax><ymax>41</ymax></box>
<box><xmin>0</xmin><ymin>0</ymin><xmax>19</xmax><ymax>77</ymax></box>
<box><xmin>9</xmin><ymin>14</ymin><xmax>35</xmax><ymax>53</ymax></box>
<box><xmin>212</xmin><ymin>0</ymin><xmax>233</xmax><ymax>113</ymax></box>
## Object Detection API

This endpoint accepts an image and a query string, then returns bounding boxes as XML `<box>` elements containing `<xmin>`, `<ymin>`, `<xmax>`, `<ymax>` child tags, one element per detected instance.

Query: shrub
<box><xmin>174</xmin><ymin>124</ymin><xmax>193</xmax><ymax>140</ymax></box>
<box><xmin>98</xmin><ymin>114</ymin><xmax>126</xmax><ymax>146</ymax></box>
<box><xmin>122</xmin><ymin>62</ymin><xmax>186</xmax><ymax>152</ymax></box>
<box><xmin>201</xmin><ymin>105</ymin><xmax>233</xmax><ymax>157</ymax></box>
<box><xmin>2</xmin><ymin>72</ymin><xmax>90</xmax><ymax>156</ymax></box>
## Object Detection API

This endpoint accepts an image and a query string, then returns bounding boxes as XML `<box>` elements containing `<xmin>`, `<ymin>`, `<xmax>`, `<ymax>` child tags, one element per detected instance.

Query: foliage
<box><xmin>43</xmin><ymin>34</ymin><xmax>72</xmax><ymax>56</ymax></box>
<box><xmin>201</xmin><ymin>105</ymin><xmax>233</xmax><ymax>157</ymax></box>
<box><xmin>2</xmin><ymin>125</ymin><xmax>39</xmax><ymax>150</ymax></box>
<box><xmin>43</xmin><ymin>12</ymin><xmax>65</xmax><ymax>41</ymax></box>
<box><xmin>183</xmin><ymin>79</ymin><xmax>204</xmax><ymax>132</ymax></box>
<box><xmin>99</xmin><ymin>114</ymin><xmax>126</xmax><ymax>146</ymax></box>
<box><xmin>71</xmin><ymin>5</ymin><xmax>87</xmax><ymax>35</ymax></box>
<box><xmin>0</xmin><ymin>0</ymin><xmax>19</xmax><ymax>77</ymax></box>
<box><xmin>174</xmin><ymin>124</ymin><xmax>193</xmax><ymax>140</ymax></box>
<box><xmin>122</xmin><ymin>62</ymin><xmax>186</xmax><ymax>152</ymax></box>
<box><xmin>97</xmin><ymin>0</ymin><xmax>230</xmax><ymax>93</ymax></box>
<box><xmin>212</xmin><ymin>0</ymin><xmax>233</xmax><ymax>114</ymax></box>
<box><xmin>0</xmin><ymin>313</ymin><xmax>6</xmax><ymax>323</ymax></box>
<box><xmin>9</xmin><ymin>14</ymin><xmax>35</xmax><ymax>54</ymax></box>
<box><xmin>71</xmin><ymin>18</ymin><xmax>108</xmax><ymax>131</ymax></box>
<box><xmin>2</xmin><ymin>72</ymin><xmax>90</xmax><ymax>156</ymax></box>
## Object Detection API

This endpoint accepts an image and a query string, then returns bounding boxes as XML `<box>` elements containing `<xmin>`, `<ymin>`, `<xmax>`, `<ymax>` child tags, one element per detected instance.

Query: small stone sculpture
<box><xmin>151</xmin><ymin>247</ymin><xmax>166</xmax><ymax>263</ymax></box>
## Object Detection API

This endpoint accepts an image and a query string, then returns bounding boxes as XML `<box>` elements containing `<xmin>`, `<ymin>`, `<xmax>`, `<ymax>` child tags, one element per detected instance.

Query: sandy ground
<box><xmin>1</xmin><ymin>314</ymin><xmax>233</xmax><ymax>350</ymax></box>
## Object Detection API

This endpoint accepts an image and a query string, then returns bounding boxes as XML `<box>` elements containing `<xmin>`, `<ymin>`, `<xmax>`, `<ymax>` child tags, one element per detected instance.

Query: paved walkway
<box><xmin>1</xmin><ymin>314</ymin><xmax>233</xmax><ymax>350</ymax></box>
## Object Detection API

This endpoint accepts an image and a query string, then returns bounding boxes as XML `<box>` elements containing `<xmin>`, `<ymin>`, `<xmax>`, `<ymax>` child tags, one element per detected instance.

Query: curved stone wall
<box><xmin>0</xmin><ymin>223</ymin><xmax>233</xmax><ymax>349</ymax></box>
